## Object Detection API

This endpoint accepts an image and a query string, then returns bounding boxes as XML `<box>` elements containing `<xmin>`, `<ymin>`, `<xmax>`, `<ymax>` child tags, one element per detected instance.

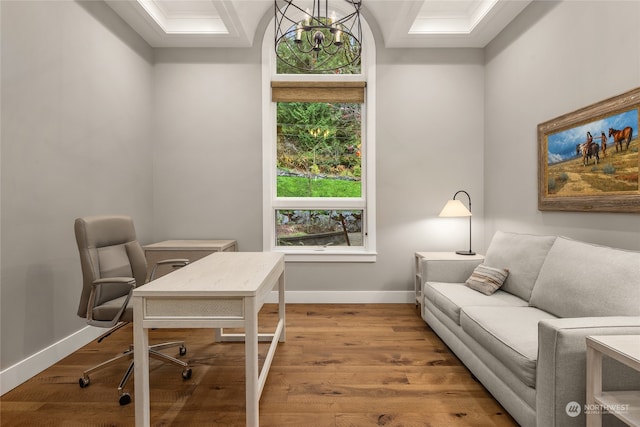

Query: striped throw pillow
<box><xmin>465</xmin><ymin>264</ymin><xmax>509</xmax><ymax>295</ymax></box>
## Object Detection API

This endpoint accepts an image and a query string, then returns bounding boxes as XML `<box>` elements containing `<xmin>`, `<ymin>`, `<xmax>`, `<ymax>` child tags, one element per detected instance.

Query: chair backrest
<box><xmin>74</xmin><ymin>215</ymin><xmax>148</xmax><ymax>319</ymax></box>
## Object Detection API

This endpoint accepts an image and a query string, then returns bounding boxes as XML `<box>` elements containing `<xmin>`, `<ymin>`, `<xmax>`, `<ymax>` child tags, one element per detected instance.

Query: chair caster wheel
<box><xmin>182</xmin><ymin>368</ymin><xmax>192</xmax><ymax>380</ymax></box>
<box><xmin>79</xmin><ymin>377</ymin><xmax>90</xmax><ymax>388</ymax></box>
<box><xmin>179</xmin><ymin>346</ymin><xmax>187</xmax><ymax>356</ymax></box>
<box><xmin>119</xmin><ymin>393</ymin><xmax>132</xmax><ymax>406</ymax></box>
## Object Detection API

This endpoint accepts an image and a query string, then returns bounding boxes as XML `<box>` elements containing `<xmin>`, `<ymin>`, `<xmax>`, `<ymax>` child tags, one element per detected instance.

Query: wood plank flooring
<box><xmin>0</xmin><ymin>304</ymin><xmax>518</xmax><ymax>426</ymax></box>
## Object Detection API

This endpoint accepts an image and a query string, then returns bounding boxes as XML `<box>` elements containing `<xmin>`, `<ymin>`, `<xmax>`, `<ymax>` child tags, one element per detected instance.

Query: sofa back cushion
<box><xmin>483</xmin><ymin>231</ymin><xmax>557</xmax><ymax>301</ymax></box>
<box><xmin>529</xmin><ymin>237</ymin><xmax>640</xmax><ymax>318</ymax></box>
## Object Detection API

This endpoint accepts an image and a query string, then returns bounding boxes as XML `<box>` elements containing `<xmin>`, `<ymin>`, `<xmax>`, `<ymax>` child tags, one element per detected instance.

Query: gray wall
<box><xmin>484</xmin><ymin>0</ymin><xmax>640</xmax><ymax>250</ymax></box>
<box><xmin>152</xmin><ymin>48</ymin><xmax>264</xmax><ymax>249</ymax></box>
<box><xmin>1</xmin><ymin>1</ymin><xmax>154</xmax><ymax>370</ymax></box>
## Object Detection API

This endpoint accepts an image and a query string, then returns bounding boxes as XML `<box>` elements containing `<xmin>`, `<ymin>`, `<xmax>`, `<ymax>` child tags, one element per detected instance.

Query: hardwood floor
<box><xmin>1</xmin><ymin>304</ymin><xmax>518</xmax><ymax>426</ymax></box>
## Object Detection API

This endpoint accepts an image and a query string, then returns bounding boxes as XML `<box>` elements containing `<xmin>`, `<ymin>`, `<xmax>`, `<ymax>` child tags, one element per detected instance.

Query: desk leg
<box><xmin>586</xmin><ymin>345</ymin><xmax>603</xmax><ymax>427</ymax></box>
<box><xmin>279</xmin><ymin>271</ymin><xmax>286</xmax><ymax>343</ymax></box>
<box><xmin>133</xmin><ymin>297</ymin><xmax>150</xmax><ymax>427</ymax></box>
<box><xmin>245</xmin><ymin>296</ymin><xmax>259</xmax><ymax>427</ymax></box>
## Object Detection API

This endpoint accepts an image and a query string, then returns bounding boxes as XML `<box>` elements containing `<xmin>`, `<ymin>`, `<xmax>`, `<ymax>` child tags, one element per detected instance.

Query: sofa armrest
<box><xmin>421</xmin><ymin>257</ymin><xmax>484</xmax><ymax>284</ymax></box>
<box><xmin>536</xmin><ymin>316</ymin><xmax>640</xmax><ymax>427</ymax></box>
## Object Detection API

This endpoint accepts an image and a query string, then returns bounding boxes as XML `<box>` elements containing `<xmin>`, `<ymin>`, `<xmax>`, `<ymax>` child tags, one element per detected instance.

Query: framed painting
<box><xmin>538</xmin><ymin>87</ymin><xmax>640</xmax><ymax>212</ymax></box>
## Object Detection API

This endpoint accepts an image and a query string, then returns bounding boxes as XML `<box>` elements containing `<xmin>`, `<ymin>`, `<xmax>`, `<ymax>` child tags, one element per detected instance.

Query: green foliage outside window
<box><xmin>277</xmin><ymin>102</ymin><xmax>361</xmax><ymax>197</ymax></box>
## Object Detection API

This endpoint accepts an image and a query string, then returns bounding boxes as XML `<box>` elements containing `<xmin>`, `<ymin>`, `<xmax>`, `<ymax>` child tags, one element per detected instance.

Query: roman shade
<box><xmin>271</xmin><ymin>81</ymin><xmax>366</xmax><ymax>103</ymax></box>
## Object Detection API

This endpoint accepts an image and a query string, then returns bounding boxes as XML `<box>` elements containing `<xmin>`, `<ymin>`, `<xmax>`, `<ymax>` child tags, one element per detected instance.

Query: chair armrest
<box><xmin>86</xmin><ymin>277</ymin><xmax>136</xmax><ymax>328</ymax></box>
<box><xmin>93</xmin><ymin>277</ymin><xmax>137</xmax><ymax>285</ymax></box>
<box><xmin>422</xmin><ymin>258</ymin><xmax>484</xmax><ymax>283</ymax></box>
<box><xmin>536</xmin><ymin>316</ymin><xmax>640</xmax><ymax>427</ymax></box>
<box><xmin>149</xmin><ymin>258</ymin><xmax>190</xmax><ymax>281</ymax></box>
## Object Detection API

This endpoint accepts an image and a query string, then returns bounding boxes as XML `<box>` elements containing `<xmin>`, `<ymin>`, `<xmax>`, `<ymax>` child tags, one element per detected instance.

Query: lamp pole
<box><xmin>453</xmin><ymin>190</ymin><xmax>475</xmax><ymax>255</ymax></box>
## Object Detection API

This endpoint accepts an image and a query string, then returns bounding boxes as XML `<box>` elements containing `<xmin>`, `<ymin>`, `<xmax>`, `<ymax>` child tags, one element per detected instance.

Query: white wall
<box><xmin>484</xmin><ymin>0</ymin><xmax>640</xmax><ymax>250</ymax></box>
<box><xmin>1</xmin><ymin>1</ymin><xmax>154</xmax><ymax>372</ymax></box>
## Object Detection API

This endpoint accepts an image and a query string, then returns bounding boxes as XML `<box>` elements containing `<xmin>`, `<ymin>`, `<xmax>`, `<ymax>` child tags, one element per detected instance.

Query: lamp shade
<box><xmin>439</xmin><ymin>199</ymin><xmax>471</xmax><ymax>217</ymax></box>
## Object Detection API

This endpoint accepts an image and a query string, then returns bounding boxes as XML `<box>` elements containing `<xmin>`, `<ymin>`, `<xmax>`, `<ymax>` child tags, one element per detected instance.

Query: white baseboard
<box><xmin>1</xmin><ymin>291</ymin><xmax>413</xmax><ymax>395</ymax></box>
<box><xmin>266</xmin><ymin>290</ymin><xmax>414</xmax><ymax>304</ymax></box>
<box><xmin>1</xmin><ymin>325</ymin><xmax>103</xmax><ymax>395</ymax></box>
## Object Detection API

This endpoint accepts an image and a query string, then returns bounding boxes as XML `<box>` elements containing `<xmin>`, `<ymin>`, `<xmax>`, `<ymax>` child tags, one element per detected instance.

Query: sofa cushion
<box><xmin>460</xmin><ymin>306</ymin><xmax>557</xmax><ymax>388</ymax></box>
<box><xmin>424</xmin><ymin>281</ymin><xmax>528</xmax><ymax>325</ymax></box>
<box><xmin>465</xmin><ymin>264</ymin><xmax>509</xmax><ymax>295</ymax></box>
<box><xmin>483</xmin><ymin>231</ymin><xmax>557</xmax><ymax>301</ymax></box>
<box><xmin>529</xmin><ymin>237</ymin><xmax>640</xmax><ymax>318</ymax></box>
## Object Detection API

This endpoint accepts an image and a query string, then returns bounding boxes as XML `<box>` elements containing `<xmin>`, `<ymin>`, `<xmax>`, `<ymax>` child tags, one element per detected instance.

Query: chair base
<box><xmin>79</xmin><ymin>339</ymin><xmax>191</xmax><ymax>405</ymax></box>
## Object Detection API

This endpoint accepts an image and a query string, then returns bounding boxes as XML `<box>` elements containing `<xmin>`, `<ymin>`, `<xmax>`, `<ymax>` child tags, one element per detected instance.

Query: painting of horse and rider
<box><xmin>538</xmin><ymin>87</ymin><xmax>640</xmax><ymax>212</ymax></box>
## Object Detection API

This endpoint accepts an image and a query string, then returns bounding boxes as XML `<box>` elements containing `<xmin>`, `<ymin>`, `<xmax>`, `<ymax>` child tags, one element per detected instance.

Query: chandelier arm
<box><xmin>276</xmin><ymin>1</ymin><xmax>301</xmax><ymax>27</ymax></box>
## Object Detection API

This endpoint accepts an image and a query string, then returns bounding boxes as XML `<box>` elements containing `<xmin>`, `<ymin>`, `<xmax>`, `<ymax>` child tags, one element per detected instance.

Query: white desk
<box><xmin>133</xmin><ymin>251</ymin><xmax>286</xmax><ymax>427</ymax></box>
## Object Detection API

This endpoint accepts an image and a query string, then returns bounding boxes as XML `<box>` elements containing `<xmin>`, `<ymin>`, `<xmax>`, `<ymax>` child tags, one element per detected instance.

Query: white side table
<box><xmin>414</xmin><ymin>252</ymin><xmax>484</xmax><ymax>308</ymax></box>
<box><xmin>586</xmin><ymin>335</ymin><xmax>640</xmax><ymax>427</ymax></box>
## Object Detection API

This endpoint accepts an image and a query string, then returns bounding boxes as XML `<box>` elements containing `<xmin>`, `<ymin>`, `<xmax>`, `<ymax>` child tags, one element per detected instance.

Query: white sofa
<box><xmin>420</xmin><ymin>231</ymin><xmax>640</xmax><ymax>427</ymax></box>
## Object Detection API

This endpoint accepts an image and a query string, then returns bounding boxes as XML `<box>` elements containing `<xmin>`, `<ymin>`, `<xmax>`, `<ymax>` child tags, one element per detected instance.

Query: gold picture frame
<box><xmin>538</xmin><ymin>87</ymin><xmax>640</xmax><ymax>212</ymax></box>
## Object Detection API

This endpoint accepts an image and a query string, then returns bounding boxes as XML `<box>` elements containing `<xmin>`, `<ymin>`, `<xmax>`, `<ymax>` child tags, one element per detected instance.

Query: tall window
<box><xmin>262</xmin><ymin>13</ymin><xmax>375</xmax><ymax>262</ymax></box>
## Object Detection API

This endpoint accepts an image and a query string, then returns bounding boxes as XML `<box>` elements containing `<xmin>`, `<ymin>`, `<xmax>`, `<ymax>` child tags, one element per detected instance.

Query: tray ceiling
<box><xmin>106</xmin><ymin>0</ymin><xmax>532</xmax><ymax>48</ymax></box>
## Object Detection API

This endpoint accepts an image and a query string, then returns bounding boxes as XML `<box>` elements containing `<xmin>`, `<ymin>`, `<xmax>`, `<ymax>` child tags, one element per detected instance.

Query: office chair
<box><xmin>74</xmin><ymin>215</ymin><xmax>192</xmax><ymax>405</ymax></box>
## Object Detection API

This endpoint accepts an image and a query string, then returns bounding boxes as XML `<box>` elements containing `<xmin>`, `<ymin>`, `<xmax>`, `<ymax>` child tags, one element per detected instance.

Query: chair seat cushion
<box><xmin>460</xmin><ymin>306</ymin><xmax>557</xmax><ymax>388</ymax></box>
<box><xmin>92</xmin><ymin>296</ymin><xmax>133</xmax><ymax>323</ymax></box>
<box><xmin>424</xmin><ymin>281</ymin><xmax>528</xmax><ymax>325</ymax></box>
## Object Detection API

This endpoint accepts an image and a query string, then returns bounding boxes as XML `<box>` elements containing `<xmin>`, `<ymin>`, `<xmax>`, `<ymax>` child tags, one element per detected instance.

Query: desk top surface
<box><xmin>143</xmin><ymin>239</ymin><xmax>236</xmax><ymax>250</ymax></box>
<box><xmin>133</xmin><ymin>252</ymin><xmax>284</xmax><ymax>297</ymax></box>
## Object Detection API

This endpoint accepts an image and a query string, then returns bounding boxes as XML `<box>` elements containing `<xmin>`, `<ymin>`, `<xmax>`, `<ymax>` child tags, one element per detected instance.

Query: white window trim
<box><xmin>261</xmin><ymin>14</ymin><xmax>376</xmax><ymax>262</ymax></box>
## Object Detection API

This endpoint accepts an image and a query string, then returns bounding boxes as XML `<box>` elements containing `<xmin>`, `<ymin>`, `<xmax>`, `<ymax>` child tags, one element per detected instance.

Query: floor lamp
<box><xmin>438</xmin><ymin>190</ymin><xmax>475</xmax><ymax>255</ymax></box>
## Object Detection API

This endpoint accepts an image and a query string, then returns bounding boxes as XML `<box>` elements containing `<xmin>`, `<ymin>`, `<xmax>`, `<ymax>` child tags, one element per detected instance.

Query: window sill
<box><xmin>271</xmin><ymin>249</ymin><xmax>377</xmax><ymax>263</ymax></box>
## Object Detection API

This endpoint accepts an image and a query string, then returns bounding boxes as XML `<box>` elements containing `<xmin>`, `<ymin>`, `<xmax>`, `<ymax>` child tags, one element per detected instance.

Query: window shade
<box><xmin>271</xmin><ymin>81</ymin><xmax>366</xmax><ymax>103</ymax></box>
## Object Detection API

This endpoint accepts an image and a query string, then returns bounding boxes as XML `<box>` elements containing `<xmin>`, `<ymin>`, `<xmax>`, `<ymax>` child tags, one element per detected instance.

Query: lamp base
<box><xmin>456</xmin><ymin>250</ymin><xmax>477</xmax><ymax>256</ymax></box>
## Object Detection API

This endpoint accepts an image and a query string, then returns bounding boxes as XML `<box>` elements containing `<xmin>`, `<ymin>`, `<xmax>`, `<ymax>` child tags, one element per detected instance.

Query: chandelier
<box><xmin>274</xmin><ymin>0</ymin><xmax>362</xmax><ymax>72</ymax></box>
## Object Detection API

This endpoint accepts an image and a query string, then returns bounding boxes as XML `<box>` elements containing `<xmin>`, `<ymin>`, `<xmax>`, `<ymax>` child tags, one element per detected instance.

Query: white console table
<box><xmin>143</xmin><ymin>239</ymin><xmax>237</xmax><ymax>280</ymax></box>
